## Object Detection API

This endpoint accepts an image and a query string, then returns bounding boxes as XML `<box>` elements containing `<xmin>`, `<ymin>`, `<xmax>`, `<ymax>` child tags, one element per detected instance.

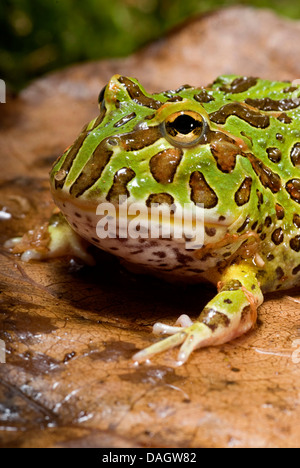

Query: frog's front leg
<box><xmin>5</xmin><ymin>212</ymin><xmax>95</xmax><ymax>265</ymax></box>
<box><xmin>133</xmin><ymin>263</ymin><xmax>264</xmax><ymax>365</ymax></box>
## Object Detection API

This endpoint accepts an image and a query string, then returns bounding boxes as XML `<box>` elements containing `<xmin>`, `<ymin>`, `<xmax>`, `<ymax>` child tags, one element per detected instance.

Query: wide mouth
<box><xmin>52</xmin><ymin>189</ymin><xmax>237</xmax><ymax>252</ymax></box>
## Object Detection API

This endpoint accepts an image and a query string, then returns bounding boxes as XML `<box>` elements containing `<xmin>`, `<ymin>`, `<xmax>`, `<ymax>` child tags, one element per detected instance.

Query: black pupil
<box><xmin>172</xmin><ymin>115</ymin><xmax>201</xmax><ymax>134</ymax></box>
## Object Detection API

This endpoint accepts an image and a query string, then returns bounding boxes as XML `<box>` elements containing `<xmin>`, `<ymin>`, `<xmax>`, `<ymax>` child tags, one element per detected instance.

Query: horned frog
<box><xmin>8</xmin><ymin>75</ymin><xmax>300</xmax><ymax>364</ymax></box>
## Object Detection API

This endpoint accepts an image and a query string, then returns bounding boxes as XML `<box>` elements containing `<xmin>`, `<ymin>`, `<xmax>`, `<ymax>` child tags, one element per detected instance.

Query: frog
<box><xmin>8</xmin><ymin>74</ymin><xmax>300</xmax><ymax>365</ymax></box>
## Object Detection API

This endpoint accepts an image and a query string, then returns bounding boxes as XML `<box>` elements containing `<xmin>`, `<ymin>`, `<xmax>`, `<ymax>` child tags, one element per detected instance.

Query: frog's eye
<box><xmin>163</xmin><ymin>111</ymin><xmax>206</xmax><ymax>147</ymax></box>
<box><xmin>98</xmin><ymin>85</ymin><xmax>107</xmax><ymax>106</ymax></box>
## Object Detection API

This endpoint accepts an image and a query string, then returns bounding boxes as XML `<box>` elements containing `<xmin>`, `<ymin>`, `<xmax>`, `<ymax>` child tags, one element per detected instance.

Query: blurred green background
<box><xmin>1</xmin><ymin>0</ymin><xmax>300</xmax><ymax>91</ymax></box>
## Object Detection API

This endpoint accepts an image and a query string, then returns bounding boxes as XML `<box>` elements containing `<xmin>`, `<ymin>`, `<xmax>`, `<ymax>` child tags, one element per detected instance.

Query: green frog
<box><xmin>8</xmin><ymin>75</ymin><xmax>300</xmax><ymax>364</ymax></box>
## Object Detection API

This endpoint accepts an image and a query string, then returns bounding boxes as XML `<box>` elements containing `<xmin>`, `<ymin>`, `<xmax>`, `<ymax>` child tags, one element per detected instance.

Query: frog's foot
<box><xmin>4</xmin><ymin>212</ymin><xmax>95</xmax><ymax>265</ymax></box>
<box><xmin>133</xmin><ymin>263</ymin><xmax>264</xmax><ymax>365</ymax></box>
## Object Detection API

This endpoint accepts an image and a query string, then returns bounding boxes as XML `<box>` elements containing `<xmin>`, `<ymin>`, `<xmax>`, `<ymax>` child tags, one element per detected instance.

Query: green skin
<box><xmin>48</xmin><ymin>75</ymin><xmax>300</xmax><ymax>363</ymax></box>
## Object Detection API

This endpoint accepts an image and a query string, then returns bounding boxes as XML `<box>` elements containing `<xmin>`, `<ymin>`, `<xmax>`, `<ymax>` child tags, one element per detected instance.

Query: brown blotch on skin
<box><xmin>150</xmin><ymin>148</ymin><xmax>183</xmax><ymax>184</ymax></box>
<box><xmin>293</xmin><ymin>213</ymin><xmax>300</xmax><ymax>228</ymax></box>
<box><xmin>114</xmin><ymin>112</ymin><xmax>136</xmax><ymax>128</ymax></box>
<box><xmin>120</xmin><ymin>126</ymin><xmax>162</xmax><ymax>152</ymax></box>
<box><xmin>194</xmin><ymin>89</ymin><xmax>215</xmax><ymax>103</ymax></box>
<box><xmin>283</xmin><ymin>86</ymin><xmax>299</xmax><ymax>93</ymax></box>
<box><xmin>246</xmin><ymin>152</ymin><xmax>281</xmax><ymax>193</ymax></box>
<box><xmin>224</xmin><ymin>298</ymin><xmax>233</xmax><ymax>304</ymax></box>
<box><xmin>256</xmin><ymin>190</ymin><xmax>263</xmax><ymax>210</ymax></box>
<box><xmin>209</xmin><ymin>103</ymin><xmax>270</xmax><ymax>128</ymax></box>
<box><xmin>118</xmin><ymin>76</ymin><xmax>162</xmax><ymax>109</ymax></box>
<box><xmin>146</xmin><ymin>193</ymin><xmax>174</xmax><ymax>207</ymax></box>
<box><xmin>290</xmin><ymin>235</ymin><xmax>300</xmax><ymax>252</ymax></box>
<box><xmin>275</xmin><ymin>204</ymin><xmax>285</xmax><ymax>220</ymax></box>
<box><xmin>237</xmin><ymin>216</ymin><xmax>250</xmax><ymax>233</ymax></box>
<box><xmin>264</xmin><ymin>216</ymin><xmax>272</xmax><ymax>228</ymax></box>
<box><xmin>245</xmin><ymin>97</ymin><xmax>300</xmax><ymax>112</ymax></box>
<box><xmin>70</xmin><ymin>140</ymin><xmax>113</xmax><ymax>198</ymax></box>
<box><xmin>166</xmin><ymin>95</ymin><xmax>183</xmax><ymax>103</ymax></box>
<box><xmin>210</xmin><ymin>136</ymin><xmax>241</xmax><ymax>173</ymax></box>
<box><xmin>292</xmin><ymin>265</ymin><xmax>300</xmax><ymax>275</ymax></box>
<box><xmin>54</xmin><ymin>127</ymin><xmax>89</xmax><ymax>190</ymax></box>
<box><xmin>205</xmin><ymin>226</ymin><xmax>217</xmax><ymax>237</ymax></box>
<box><xmin>271</xmin><ymin>227</ymin><xmax>284</xmax><ymax>245</ymax></box>
<box><xmin>220</xmin><ymin>76</ymin><xmax>258</xmax><ymax>94</ymax></box>
<box><xmin>286</xmin><ymin>178</ymin><xmax>300</xmax><ymax>204</ymax></box>
<box><xmin>277</xmin><ymin>113</ymin><xmax>292</xmax><ymax>124</ymax></box>
<box><xmin>189</xmin><ymin>171</ymin><xmax>218</xmax><ymax>209</ymax></box>
<box><xmin>220</xmin><ymin>279</ymin><xmax>242</xmax><ymax>291</ymax></box>
<box><xmin>106</xmin><ymin>167</ymin><xmax>136</xmax><ymax>203</ymax></box>
<box><xmin>275</xmin><ymin>266</ymin><xmax>285</xmax><ymax>280</ymax></box>
<box><xmin>91</xmin><ymin>106</ymin><xmax>107</xmax><ymax>129</ymax></box>
<box><xmin>267</xmin><ymin>147</ymin><xmax>282</xmax><ymax>163</ymax></box>
<box><xmin>276</xmin><ymin>133</ymin><xmax>284</xmax><ymax>142</ymax></box>
<box><xmin>290</xmin><ymin>142</ymin><xmax>300</xmax><ymax>167</ymax></box>
<box><xmin>235</xmin><ymin>177</ymin><xmax>252</xmax><ymax>206</ymax></box>
<box><xmin>200</xmin><ymin>308</ymin><xmax>230</xmax><ymax>331</ymax></box>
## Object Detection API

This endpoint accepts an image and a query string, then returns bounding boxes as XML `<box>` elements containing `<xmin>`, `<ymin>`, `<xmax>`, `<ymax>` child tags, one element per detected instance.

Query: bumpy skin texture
<box><xmin>49</xmin><ymin>75</ymin><xmax>300</xmax><ymax>363</ymax></box>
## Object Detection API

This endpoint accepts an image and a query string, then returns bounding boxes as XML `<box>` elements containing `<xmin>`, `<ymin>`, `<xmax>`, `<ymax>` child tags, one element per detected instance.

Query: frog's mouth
<box><xmin>94</xmin><ymin>198</ymin><xmax>237</xmax><ymax>251</ymax></box>
<box><xmin>52</xmin><ymin>189</ymin><xmax>239</xmax><ymax>253</ymax></box>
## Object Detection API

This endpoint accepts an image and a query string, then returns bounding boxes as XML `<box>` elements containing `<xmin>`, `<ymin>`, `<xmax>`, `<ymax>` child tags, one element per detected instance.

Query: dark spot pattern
<box><xmin>55</xmin><ymin>126</ymin><xmax>89</xmax><ymax>190</ymax></box>
<box><xmin>118</xmin><ymin>76</ymin><xmax>162</xmax><ymax>109</ymax></box>
<box><xmin>290</xmin><ymin>142</ymin><xmax>300</xmax><ymax>167</ymax></box>
<box><xmin>286</xmin><ymin>179</ymin><xmax>300</xmax><ymax>204</ymax></box>
<box><xmin>264</xmin><ymin>216</ymin><xmax>272</xmax><ymax>227</ymax></box>
<box><xmin>189</xmin><ymin>171</ymin><xmax>218</xmax><ymax>209</ymax></box>
<box><xmin>256</xmin><ymin>190</ymin><xmax>263</xmax><ymax>210</ymax></box>
<box><xmin>150</xmin><ymin>148</ymin><xmax>183</xmax><ymax>184</ymax></box>
<box><xmin>275</xmin><ymin>204</ymin><xmax>285</xmax><ymax>220</ymax></box>
<box><xmin>220</xmin><ymin>76</ymin><xmax>258</xmax><ymax>94</ymax></box>
<box><xmin>114</xmin><ymin>112</ymin><xmax>136</xmax><ymax>128</ymax></box>
<box><xmin>106</xmin><ymin>167</ymin><xmax>136</xmax><ymax>203</ymax></box>
<box><xmin>210</xmin><ymin>103</ymin><xmax>270</xmax><ymax>128</ymax></box>
<box><xmin>290</xmin><ymin>236</ymin><xmax>300</xmax><ymax>252</ymax></box>
<box><xmin>267</xmin><ymin>147</ymin><xmax>282</xmax><ymax>163</ymax></box>
<box><xmin>245</xmin><ymin>97</ymin><xmax>300</xmax><ymax>112</ymax></box>
<box><xmin>237</xmin><ymin>216</ymin><xmax>250</xmax><ymax>233</ymax></box>
<box><xmin>200</xmin><ymin>308</ymin><xmax>230</xmax><ymax>331</ymax></box>
<box><xmin>219</xmin><ymin>279</ymin><xmax>242</xmax><ymax>291</ymax></box>
<box><xmin>275</xmin><ymin>266</ymin><xmax>284</xmax><ymax>280</ymax></box>
<box><xmin>293</xmin><ymin>265</ymin><xmax>300</xmax><ymax>275</ymax></box>
<box><xmin>146</xmin><ymin>193</ymin><xmax>174</xmax><ymax>207</ymax></box>
<box><xmin>235</xmin><ymin>177</ymin><xmax>252</xmax><ymax>206</ymax></box>
<box><xmin>70</xmin><ymin>141</ymin><xmax>113</xmax><ymax>198</ymax></box>
<box><xmin>194</xmin><ymin>89</ymin><xmax>215</xmax><ymax>103</ymax></box>
<box><xmin>293</xmin><ymin>213</ymin><xmax>300</xmax><ymax>228</ymax></box>
<box><xmin>271</xmin><ymin>228</ymin><xmax>284</xmax><ymax>245</ymax></box>
<box><xmin>205</xmin><ymin>226</ymin><xmax>217</xmax><ymax>237</ymax></box>
<box><xmin>246</xmin><ymin>153</ymin><xmax>281</xmax><ymax>193</ymax></box>
<box><xmin>210</xmin><ymin>136</ymin><xmax>241</xmax><ymax>173</ymax></box>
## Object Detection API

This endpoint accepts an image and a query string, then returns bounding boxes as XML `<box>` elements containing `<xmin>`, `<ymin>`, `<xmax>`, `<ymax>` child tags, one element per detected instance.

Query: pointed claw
<box><xmin>133</xmin><ymin>331</ymin><xmax>186</xmax><ymax>363</ymax></box>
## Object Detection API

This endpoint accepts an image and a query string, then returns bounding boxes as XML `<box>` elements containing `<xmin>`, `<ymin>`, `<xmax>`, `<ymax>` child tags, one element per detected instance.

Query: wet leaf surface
<box><xmin>1</xmin><ymin>6</ymin><xmax>300</xmax><ymax>448</ymax></box>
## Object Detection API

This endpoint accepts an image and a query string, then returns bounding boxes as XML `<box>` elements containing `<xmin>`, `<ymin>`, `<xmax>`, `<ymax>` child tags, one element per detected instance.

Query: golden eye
<box><xmin>163</xmin><ymin>111</ymin><xmax>206</xmax><ymax>147</ymax></box>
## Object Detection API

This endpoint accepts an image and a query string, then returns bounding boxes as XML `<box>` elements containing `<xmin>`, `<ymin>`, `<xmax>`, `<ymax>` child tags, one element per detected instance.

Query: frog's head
<box><xmin>51</xmin><ymin>75</ymin><xmax>275</xmax><ymax>266</ymax></box>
